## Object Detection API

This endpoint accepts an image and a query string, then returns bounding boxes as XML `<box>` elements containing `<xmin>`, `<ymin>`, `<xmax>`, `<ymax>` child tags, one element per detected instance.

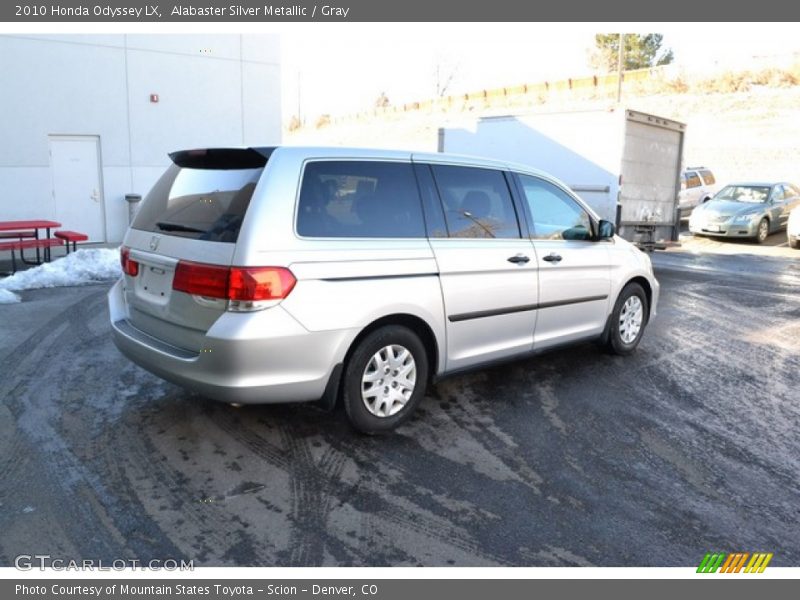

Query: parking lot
<box><xmin>1</xmin><ymin>245</ymin><xmax>799</xmax><ymax>567</ymax></box>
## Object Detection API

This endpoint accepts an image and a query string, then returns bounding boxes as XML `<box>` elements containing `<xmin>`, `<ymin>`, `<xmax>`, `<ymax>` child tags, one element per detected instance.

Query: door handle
<box><xmin>542</xmin><ymin>253</ymin><xmax>562</xmax><ymax>263</ymax></box>
<box><xmin>507</xmin><ymin>254</ymin><xmax>530</xmax><ymax>264</ymax></box>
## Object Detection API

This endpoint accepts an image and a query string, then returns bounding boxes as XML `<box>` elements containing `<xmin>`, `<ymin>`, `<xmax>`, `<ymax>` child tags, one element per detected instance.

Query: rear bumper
<box><xmin>108</xmin><ymin>280</ymin><xmax>356</xmax><ymax>404</ymax></box>
<box><xmin>688</xmin><ymin>222</ymin><xmax>758</xmax><ymax>238</ymax></box>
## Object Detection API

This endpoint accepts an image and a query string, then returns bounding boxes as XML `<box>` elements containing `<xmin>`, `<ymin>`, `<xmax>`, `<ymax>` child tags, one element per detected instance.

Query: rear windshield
<box><xmin>132</xmin><ymin>163</ymin><xmax>263</xmax><ymax>242</ymax></box>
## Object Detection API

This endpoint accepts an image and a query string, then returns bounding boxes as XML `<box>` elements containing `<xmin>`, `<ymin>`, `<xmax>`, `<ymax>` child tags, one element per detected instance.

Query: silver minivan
<box><xmin>109</xmin><ymin>146</ymin><xmax>659</xmax><ymax>433</ymax></box>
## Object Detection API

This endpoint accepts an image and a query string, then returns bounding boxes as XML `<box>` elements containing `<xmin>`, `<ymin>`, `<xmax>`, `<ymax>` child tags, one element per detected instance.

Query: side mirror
<box><xmin>597</xmin><ymin>219</ymin><xmax>615</xmax><ymax>240</ymax></box>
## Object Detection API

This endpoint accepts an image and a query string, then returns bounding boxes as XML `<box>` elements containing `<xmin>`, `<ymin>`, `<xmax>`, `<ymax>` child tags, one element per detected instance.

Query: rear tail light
<box><xmin>228</xmin><ymin>267</ymin><xmax>296</xmax><ymax>301</ymax></box>
<box><xmin>172</xmin><ymin>261</ymin><xmax>296</xmax><ymax>308</ymax></box>
<box><xmin>120</xmin><ymin>246</ymin><xmax>139</xmax><ymax>277</ymax></box>
<box><xmin>173</xmin><ymin>261</ymin><xmax>229</xmax><ymax>298</ymax></box>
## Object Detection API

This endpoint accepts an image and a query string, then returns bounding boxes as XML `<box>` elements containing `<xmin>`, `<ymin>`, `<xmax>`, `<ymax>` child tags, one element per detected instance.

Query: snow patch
<box><xmin>0</xmin><ymin>248</ymin><xmax>121</xmax><ymax>295</ymax></box>
<box><xmin>0</xmin><ymin>289</ymin><xmax>21</xmax><ymax>304</ymax></box>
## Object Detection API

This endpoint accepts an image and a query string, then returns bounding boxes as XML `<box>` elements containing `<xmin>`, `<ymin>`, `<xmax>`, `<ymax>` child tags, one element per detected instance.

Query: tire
<box><xmin>604</xmin><ymin>282</ymin><xmax>649</xmax><ymax>356</ymax></box>
<box><xmin>755</xmin><ymin>218</ymin><xmax>769</xmax><ymax>244</ymax></box>
<box><xmin>789</xmin><ymin>237</ymin><xmax>800</xmax><ymax>250</ymax></box>
<box><xmin>342</xmin><ymin>325</ymin><xmax>429</xmax><ymax>434</ymax></box>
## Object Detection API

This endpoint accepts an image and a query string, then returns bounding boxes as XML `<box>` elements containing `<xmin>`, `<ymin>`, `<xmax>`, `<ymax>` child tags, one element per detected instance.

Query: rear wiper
<box><xmin>155</xmin><ymin>222</ymin><xmax>206</xmax><ymax>233</ymax></box>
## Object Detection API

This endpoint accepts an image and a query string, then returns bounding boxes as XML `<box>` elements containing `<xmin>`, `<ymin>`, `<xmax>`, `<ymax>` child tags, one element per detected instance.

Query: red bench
<box><xmin>0</xmin><ymin>238</ymin><xmax>63</xmax><ymax>273</ymax></box>
<box><xmin>0</xmin><ymin>231</ymin><xmax>36</xmax><ymax>240</ymax></box>
<box><xmin>54</xmin><ymin>230</ymin><xmax>89</xmax><ymax>253</ymax></box>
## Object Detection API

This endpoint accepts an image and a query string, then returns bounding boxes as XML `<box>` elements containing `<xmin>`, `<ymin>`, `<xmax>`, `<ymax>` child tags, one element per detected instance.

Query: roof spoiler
<box><xmin>169</xmin><ymin>147</ymin><xmax>275</xmax><ymax>170</ymax></box>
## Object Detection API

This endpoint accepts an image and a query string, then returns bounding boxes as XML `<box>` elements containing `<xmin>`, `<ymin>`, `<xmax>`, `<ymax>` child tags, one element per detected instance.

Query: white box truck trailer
<box><xmin>438</xmin><ymin>108</ymin><xmax>686</xmax><ymax>249</ymax></box>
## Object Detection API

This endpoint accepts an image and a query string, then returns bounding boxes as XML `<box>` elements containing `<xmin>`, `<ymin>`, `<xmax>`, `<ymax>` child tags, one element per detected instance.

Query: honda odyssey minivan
<box><xmin>109</xmin><ymin>146</ymin><xmax>659</xmax><ymax>433</ymax></box>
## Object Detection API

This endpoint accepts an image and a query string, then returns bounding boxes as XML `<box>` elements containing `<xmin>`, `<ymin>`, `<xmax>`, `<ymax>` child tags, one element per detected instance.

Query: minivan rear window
<box><xmin>297</xmin><ymin>161</ymin><xmax>426</xmax><ymax>238</ymax></box>
<box><xmin>132</xmin><ymin>163</ymin><xmax>263</xmax><ymax>242</ymax></box>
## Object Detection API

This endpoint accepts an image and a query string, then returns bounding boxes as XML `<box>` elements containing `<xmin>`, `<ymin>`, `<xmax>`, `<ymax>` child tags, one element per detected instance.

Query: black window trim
<box><xmin>293</xmin><ymin>157</ymin><xmax>429</xmax><ymax>241</ymax></box>
<box><xmin>426</xmin><ymin>163</ymin><xmax>524</xmax><ymax>241</ymax></box>
<box><xmin>510</xmin><ymin>172</ymin><xmax>598</xmax><ymax>242</ymax></box>
<box><xmin>412</xmin><ymin>163</ymin><xmax>449</xmax><ymax>239</ymax></box>
<box><xmin>505</xmin><ymin>171</ymin><xmax>531</xmax><ymax>239</ymax></box>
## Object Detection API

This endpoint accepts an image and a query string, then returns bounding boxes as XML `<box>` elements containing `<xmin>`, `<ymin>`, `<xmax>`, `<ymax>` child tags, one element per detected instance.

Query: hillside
<box><xmin>286</xmin><ymin>72</ymin><xmax>800</xmax><ymax>185</ymax></box>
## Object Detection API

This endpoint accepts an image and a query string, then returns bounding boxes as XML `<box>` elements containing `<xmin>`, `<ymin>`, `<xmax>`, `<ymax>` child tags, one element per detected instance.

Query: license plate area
<box><xmin>705</xmin><ymin>224</ymin><xmax>722</xmax><ymax>232</ymax></box>
<box><xmin>135</xmin><ymin>262</ymin><xmax>174</xmax><ymax>305</ymax></box>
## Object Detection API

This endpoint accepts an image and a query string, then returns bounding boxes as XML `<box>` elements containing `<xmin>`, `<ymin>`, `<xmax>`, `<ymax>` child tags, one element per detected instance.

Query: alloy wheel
<box><xmin>758</xmin><ymin>219</ymin><xmax>769</xmax><ymax>243</ymax></box>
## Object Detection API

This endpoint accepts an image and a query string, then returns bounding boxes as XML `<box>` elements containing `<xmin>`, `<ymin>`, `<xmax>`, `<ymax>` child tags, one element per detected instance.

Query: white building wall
<box><xmin>0</xmin><ymin>34</ymin><xmax>281</xmax><ymax>244</ymax></box>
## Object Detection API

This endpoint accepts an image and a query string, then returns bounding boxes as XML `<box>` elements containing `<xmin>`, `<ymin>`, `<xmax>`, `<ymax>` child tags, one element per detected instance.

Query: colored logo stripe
<box><xmin>697</xmin><ymin>552</ymin><xmax>773</xmax><ymax>573</ymax></box>
<box><xmin>733</xmin><ymin>553</ymin><xmax>750</xmax><ymax>573</ymax></box>
<box><xmin>719</xmin><ymin>552</ymin><xmax>748</xmax><ymax>573</ymax></box>
<box><xmin>720</xmin><ymin>554</ymin><xmax>739</xmax><ymax>573</ymax></box>
<box><xmin>745</xmin><ymin>553</ymin><xmax>773</xmax><ymax>573</ymax></box>
<box><xmin>720</xmin><ymin>553</ymin><xmax>736</xmax><ymax>573</ymax></box>
<box><xmin>697</xmin><ymin>553</ymin><xmax>725</xmax><ymax>573</ymax></box>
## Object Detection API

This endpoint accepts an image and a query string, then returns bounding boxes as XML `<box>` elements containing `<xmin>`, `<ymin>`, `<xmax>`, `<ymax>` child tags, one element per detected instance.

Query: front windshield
<box><xmin>714</xmin><ymin>185</ymin><xmax>772</xmax><ymax>204</ymax></box>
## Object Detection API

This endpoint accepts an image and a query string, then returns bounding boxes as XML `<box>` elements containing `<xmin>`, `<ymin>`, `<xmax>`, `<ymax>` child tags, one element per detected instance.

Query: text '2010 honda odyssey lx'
<box><xmin>109</xmin><ymin>146</ymin><xmax>659</xmax><ymax>433</ymax></box>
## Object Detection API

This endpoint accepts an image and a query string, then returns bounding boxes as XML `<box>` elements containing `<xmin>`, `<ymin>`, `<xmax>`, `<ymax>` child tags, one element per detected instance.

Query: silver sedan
<box><xmin>688</xmin><ymin>182</ymin><xmax>800</xmax><ymax>243</ymax></box>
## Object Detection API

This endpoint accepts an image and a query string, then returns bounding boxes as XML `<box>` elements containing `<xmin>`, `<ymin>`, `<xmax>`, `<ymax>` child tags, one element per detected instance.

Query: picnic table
<box><xmin>0</xmin><ymin>219</ymin><xmax>62</xmax><ymax>271</ymax></box>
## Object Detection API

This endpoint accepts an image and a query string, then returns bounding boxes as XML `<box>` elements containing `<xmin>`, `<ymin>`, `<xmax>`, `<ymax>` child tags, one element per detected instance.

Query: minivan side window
<box><xmin>297</xmin><ymin>161</ymin><xmax>426</xmax><ymax>238</ymax></box>
<box><xmin>685</xmin><ymin>172</ymin><xmax>702</xmax><ymax>188</ymax></box>
<box><xmin>518</xmin><ymin>175</ymin><xmax>593</xmax><ymax>241</ymax></box>
<box><xmin>699</xmin><ymin>170</ymin><xmax>715</xmax><ymax>185</ymax></box>
<box><xmin>430</xmin><ymin>165</ymin><xmax>520</xmax><ymax>239</ymax></box>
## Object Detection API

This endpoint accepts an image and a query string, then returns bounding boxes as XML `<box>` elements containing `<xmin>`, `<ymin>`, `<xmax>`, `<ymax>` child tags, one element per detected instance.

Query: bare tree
<box><xmin>375</xmin><ymin>91</ymin><xmax>390</xmax><ymax>108</ymax></box>
<box><xmin>434</xmin><ymin>59</ymin><xmax>459</xmax><ymax>97</ymax></box>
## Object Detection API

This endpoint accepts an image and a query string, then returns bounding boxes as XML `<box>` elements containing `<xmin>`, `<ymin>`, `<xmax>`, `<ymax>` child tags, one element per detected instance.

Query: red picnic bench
<box><xmin>0</xmin><ymin>220</ymin><xmax>61</xmax><ymax>269</ymax></box>
<box><xmin>0</xmin><ymin>238</ymin><xmax>63</xmax><ymax>273</ymax></box>
<box><xmin>0</xmin><ymin>230</ymin><xmax>36</xmax><ymax>240</ymax></box>
<box><xmin>0</xmin><ymin>220</ymin><xmax>89</xmax><ymax>274</ymax></box>
<box><xmin>55</xmin><ymin>230</ymin><xmax>89</xmax><ymax>253</ymax></box>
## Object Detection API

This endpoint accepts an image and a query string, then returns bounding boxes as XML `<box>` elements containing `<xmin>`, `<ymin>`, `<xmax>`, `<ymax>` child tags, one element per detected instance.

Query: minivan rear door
<box><xmin>120</xmin><ymin>148</ymin><xmax>270</xmax><ymax>352</ymax></box>
<box><xmin>417</xmin><ymin>161</ymin><xmax>539</xmax><ymax>372</ymax></box>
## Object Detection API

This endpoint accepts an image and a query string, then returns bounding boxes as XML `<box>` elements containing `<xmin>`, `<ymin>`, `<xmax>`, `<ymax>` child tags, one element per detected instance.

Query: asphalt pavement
<box><xmin>1</xmin><ymin>249</ymin><xmax>798</xmax><ymax>567</ymax></box>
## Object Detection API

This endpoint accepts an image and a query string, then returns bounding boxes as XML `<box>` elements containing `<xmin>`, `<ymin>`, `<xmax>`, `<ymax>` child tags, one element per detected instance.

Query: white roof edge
<box><xmin>273</xmin><ymin>146</ymin><xmax>413</xmax><ymax>160</ymax></box>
